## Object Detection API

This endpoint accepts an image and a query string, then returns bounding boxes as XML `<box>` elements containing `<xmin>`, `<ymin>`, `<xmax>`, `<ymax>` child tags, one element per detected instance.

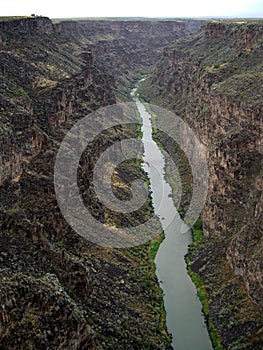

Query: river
<box><xmin>131</xmin><ymin>86</ymin><xmax>213</xmax><ymax>350</ymax></box>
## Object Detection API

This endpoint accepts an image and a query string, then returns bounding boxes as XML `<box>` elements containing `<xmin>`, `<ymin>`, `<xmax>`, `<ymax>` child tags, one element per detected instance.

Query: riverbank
<box><xmin>133</xmin><ymin>87</ymin><xmax>212</xmax><ymax>349</ymax></box>
<box><xmin>129</xmin><ymin>85</ymin><xmax>173</xmax><ymax>347</ymax></box>
<box><xmin>135</xmin><ymin>82</ymin><xmax>223</xmax><ymax>348</ymax></box>
<box><xmin>121</xmin><ymin>154</ymin><xmax>171</xmax><ymax>348</ymax></box>
<box><xmin>148</xmin><ymin>105</ymin><xmax>221</xmax><ymax>350</ymax></box>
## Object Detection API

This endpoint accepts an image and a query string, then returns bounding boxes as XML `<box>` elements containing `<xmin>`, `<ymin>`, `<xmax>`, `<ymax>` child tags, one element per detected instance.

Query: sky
<box><xmin>1</xmin><ymin>0</ymin><xmax>263</xmax><ymax>19</ymax></box>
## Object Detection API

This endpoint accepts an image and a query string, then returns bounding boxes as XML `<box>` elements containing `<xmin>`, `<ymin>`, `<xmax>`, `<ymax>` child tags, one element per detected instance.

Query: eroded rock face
<box><xmin>0</xmin><ymin>17</ymin><xmax>53</xmax><ymax>37</ymax></box>
<box><xmin>1</xmin><ymin>16</ymin><xmax>207</xmax><ymax>348</ymax></box>
<box><xmin>54</xmin><ymin>18</ymin><xmax>205</xmax><ymax>95</ymax></box>
<box><xmin>141</xmin><ymin>20</ymin><xmax>263</xmax><ymax>349</ymax></box>
<box><xmin>0</xmin><ymin>17</ymin><xmax>115</xmax><ymax>185</ymax></box>
<box><xmin>0</xmin><ymin>273</ymin><xmax>99</xmax><ymax>350</ymax></box>
<box><xmin>0</xmin><ymin>17</ymin><xmax>114</xmax><ymax>349</ymax></box>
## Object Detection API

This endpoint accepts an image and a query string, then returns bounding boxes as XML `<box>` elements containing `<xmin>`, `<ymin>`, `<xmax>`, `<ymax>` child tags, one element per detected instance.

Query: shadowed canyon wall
<box><xmin>141</xmin><ymin>21</ymin><xmax>263</xmax><ymax>349</ymax></box>
<box><xmin>0</xmin><ymin>16</ymin><xmax>205</xmax><ymax>349</ymax></box>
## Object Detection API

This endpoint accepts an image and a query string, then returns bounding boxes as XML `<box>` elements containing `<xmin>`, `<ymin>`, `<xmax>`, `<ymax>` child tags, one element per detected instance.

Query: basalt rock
<box><xmin>54</xmin><ymin>18</ymin><xmax>205</xmax><ymax>96</ymax></box>
<box><xmin>141</xmin><ymin>20</ymin><xmax>263</xmax><ymax>349</ymax></box>
<box><xmin>0</xmin><ymin>14</ymin><xmax>208</xmax><ymax>348</ymax></box>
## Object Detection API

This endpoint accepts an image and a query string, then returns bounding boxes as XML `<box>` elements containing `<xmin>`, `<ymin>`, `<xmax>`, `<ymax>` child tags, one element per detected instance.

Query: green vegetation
<box><xmin>0</xmin><ymin>16</ymin><xmax>33</xmax><ymax>22</ymax></box>
<box><xmin>186</xmin><ymin>218</ymin><xmax>223</xmax><ymax>350</ymax></box>
<box><xmin>6</xmin><ymin>208</ymin><xmax>19</xmax><ymax>215</ymax></box>
<box><xmin>137</xmin><ymin>90</ymin><xmax>223</xmax><ymax>349</ymax></box>
<box><xmin>125</xmin><ymin>89</ymin><xmax>170</xmax><ymax>343</ymax></box>
<box><xmin>149</xmin><ymin>233</ymin><xmax>164</xmax><ymax>262</ymax></box>
<box><xmin>138</xmin><ymin>20</ymin><xmax>263</xmax><ymax>350</ymax></box>
<box><xmin>149</xmin><ymin>233</ymin><xmax>170</xmax><ymax>338</ymax></box>
<box><xmin>186</xmin><ymin>256</ymin><xmax>209</xmax><ymax>313</ymax></box>
<box><xmin>186</xmin><ymin>271</ymin><xmax>222</xmax><ymax>350</ymax></box>
<box><xmin>2</xmin><ymin>17</ymin><xmax>261</xmax><ymax>349</ymax></box>
<box><xmin>191</xmin><ymin>218</ymin><xmax>205</xmax><ymax>246</ymax></box>
<box><xmin>124</xmin><ymin>235</ymin><xmax>170</xmax><ymax>345</ymax></box>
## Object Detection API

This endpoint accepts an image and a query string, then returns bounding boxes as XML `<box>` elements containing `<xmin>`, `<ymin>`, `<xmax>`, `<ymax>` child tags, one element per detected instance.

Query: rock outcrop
<box><xmin>0</xmin><ymin>16</ymin><xmax>206</xmax><ymax>349</ymax></box>
<box><xmin>54</xmin><ymin>18</ymin><xmax>205</xmax><ymax>96</ymax></box>
<box><xmin>141</xmin><ymin>20</ymin><xmax>263</xmax><ymax>349</ymax></box>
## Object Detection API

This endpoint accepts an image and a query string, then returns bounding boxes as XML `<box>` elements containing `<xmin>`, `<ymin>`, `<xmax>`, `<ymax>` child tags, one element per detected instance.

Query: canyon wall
<box><xmin>0</xmin><ymin>16</ymin><xmax>205</xmax><ymax>349</ymax></box>
<box><xmin>54</xmin><ymin>18</ymin><xmax>205</xmax><ymax>96</ymax></box>
<box><xmin>142</xmin><ymin>21</ymin><xmax>263</xmax><ymax>349</ymax></box>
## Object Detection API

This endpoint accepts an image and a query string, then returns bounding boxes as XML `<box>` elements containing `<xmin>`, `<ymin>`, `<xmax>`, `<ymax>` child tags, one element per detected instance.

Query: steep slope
<box><xmin>54</xmin><ymin>18</ymin><xmax>205</xmax><ymax>98</ymax></box>
<box><xmin>141</xmin><ymin>21</ymin><xmax>263</xmax><ymax>349</ymax></box>
<box><xmin>0</xmin><ymin>17</ymin><xmax>173</xmax><ymax>349</ymax></box>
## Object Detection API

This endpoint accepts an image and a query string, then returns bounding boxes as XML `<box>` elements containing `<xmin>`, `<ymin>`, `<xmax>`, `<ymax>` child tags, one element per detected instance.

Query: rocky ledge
<box><xmin>0</xmin><ymin>16</ymin><xmax>182</xmax><ymax>349</ymax></box>
<box><xmin>141</xmin><ymin>20</ymin><xmax>263</xmax><ymax>349</ymax></box>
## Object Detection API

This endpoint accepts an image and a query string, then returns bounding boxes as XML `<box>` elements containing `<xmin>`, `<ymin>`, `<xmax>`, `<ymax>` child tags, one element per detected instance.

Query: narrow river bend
<box><xmin>132</xmin><ymin>86</ymin><xmax>213</xmax><ymax>350</ymax></box>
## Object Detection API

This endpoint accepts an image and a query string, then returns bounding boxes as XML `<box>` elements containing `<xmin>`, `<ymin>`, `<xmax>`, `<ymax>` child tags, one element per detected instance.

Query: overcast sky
<box><xmin>1</xmin><ymin>0</ymin><xmax>263</xmax><ymax>18</ymax></box>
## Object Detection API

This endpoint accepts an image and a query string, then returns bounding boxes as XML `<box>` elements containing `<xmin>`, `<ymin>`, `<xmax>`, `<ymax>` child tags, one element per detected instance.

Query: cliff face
<box><xmin>0</xmin><ymin>17</ymin><xmax>110</xmax><ymax>349</ymax></box>
<box><xmin>0</xmin><ymin>15</ymin><xmax>207</xmax><ymax>349</ymax></box>
<box><xmin>0</xmin><ymin>17</ymin><xmax>115</xmax><ymax>185</ymax></box>
<box><xmin>54</xmin><ymin>18</ymin><xmax>205</xmax><ymax>97</ymax></box>
<box><xmin>0</xmin><ymin>17</ymin><xmax>176</xmax><ymax>349</ymax></box>
<box><xmin>0</xmin><ymin>17</ymin><xmax>53</xmax><ymax>36</ymax></box>
<box><xmin>142</xmin><ymin>21</ymin><xmax>263</xmax><ymax>349</ymax></box>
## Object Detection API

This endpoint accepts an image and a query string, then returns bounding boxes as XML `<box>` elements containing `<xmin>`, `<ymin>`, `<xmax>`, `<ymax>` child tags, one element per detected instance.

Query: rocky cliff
<box><xmin>141</xmin><ymin>21</ymin><xmax>263</xmax><ymax>349</ymax></box>
<box><xmin>54</xmin><ymin>18</ymin><xmax>205</xmax><ymax>97</ymax></box>
<box><xmin>0</xmin><ymin>15</ymin><xmax>206</xmax><ymax>349</ymax></box>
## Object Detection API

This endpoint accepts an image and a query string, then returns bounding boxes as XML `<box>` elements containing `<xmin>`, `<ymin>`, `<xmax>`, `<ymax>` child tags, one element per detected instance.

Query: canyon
<box><xmin>0</xmin><ymin>16</ymin><xmax>204</xmax><ymax>349</ymax></box>
<box><xmin>141</xmin><ymin>20</ymin><xmax>263</xmax><ymax>349</ymax></box>
<box><xmin>0</xmin><ymin>16</ymin><xmax>262</xmax><ymax>350</ymax></box>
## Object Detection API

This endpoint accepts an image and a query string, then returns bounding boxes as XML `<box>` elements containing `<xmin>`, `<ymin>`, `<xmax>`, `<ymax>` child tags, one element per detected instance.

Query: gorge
<box><xmin>133</xmin><ymin>84</ymin><xmax>212</xmax><ymax>349</ymax></box>
<box><xmin>0</xmin><ymin>16</ymin><xmax>262</xmax><ymax>350</ymax></box>
<box><xmin>141</xmin><ymin>20</ymin><xmax>263</xmax><ymax>349</ymax></box>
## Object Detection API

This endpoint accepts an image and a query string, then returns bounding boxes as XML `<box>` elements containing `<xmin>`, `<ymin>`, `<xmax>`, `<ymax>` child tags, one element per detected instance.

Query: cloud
<box><xmin>1</xmin><ymin>0</ymin><xmax>262</xmax><ymax>18</ymax></box>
